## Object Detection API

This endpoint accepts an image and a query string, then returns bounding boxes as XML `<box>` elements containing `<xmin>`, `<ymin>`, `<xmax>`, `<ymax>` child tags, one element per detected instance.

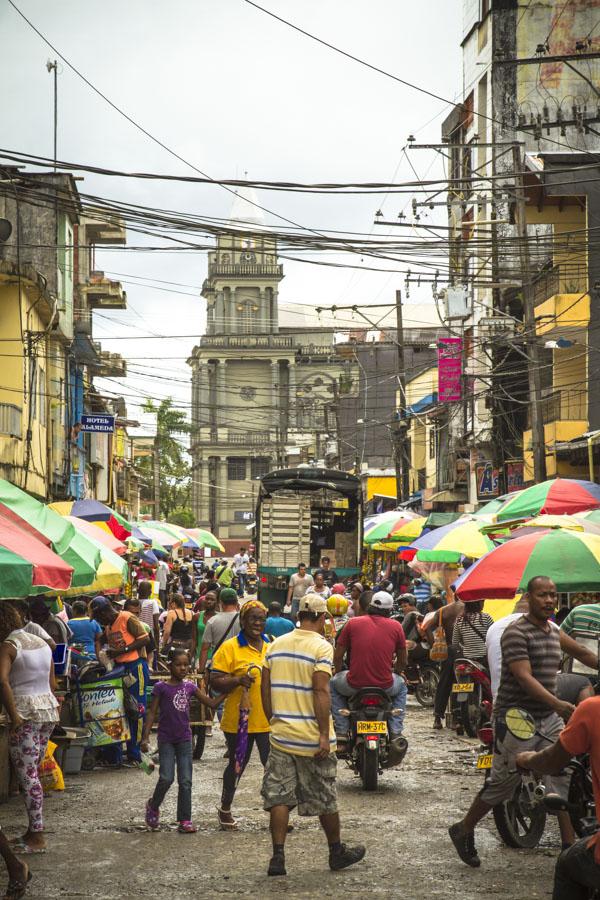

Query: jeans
<box><xmin>150</xmin><ymin>740</ymin><xmax>193</xmax><ymax>822</ymax></box>
<box><xmin>221</xmin><ymin>731</ymin><xmax>270</xmax><ymax>808</ymax></box>
<box><xmin>236</xmin><ymin>573</ymin><xmax>246</xmax><ymax>597</ymax></box>
<box><xmin>330</xmin><ymin>671</ymin><xmax>407</xmax><ymax>737</ymax></box>
<box><xmin>434</xmin><ymin>645</ymin><xmax>459</xmax><ymax>719</ymax></box>
<box><xmin>553</xmin><ymin>837</ymin><xmax>600</xmax><ymax>900</ymax></box>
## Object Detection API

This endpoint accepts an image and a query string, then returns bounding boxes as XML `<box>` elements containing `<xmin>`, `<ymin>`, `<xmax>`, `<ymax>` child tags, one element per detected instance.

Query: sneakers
<box><xmin>267</xmin><ymin>852</ymin><xmax>287</xmax><ymax>877</ymax></box>
<box><xmin>178</xmin><ymin>821</ymin><xmax>197</xmax><ymax>834</ymax></box>
<box><xmin>329</xmin><ymin>843</ymin><xmax>366</xmax><ymax>871</ymax></box>
<box><xmin>448</xmin><ymin>822</ymin><xmax>481</xmax><ymax>868</ymax></box>
<box><xmin>145</xmin><ymin>801</ymin><xmax>159</xmax><ymax>831</ymax></box>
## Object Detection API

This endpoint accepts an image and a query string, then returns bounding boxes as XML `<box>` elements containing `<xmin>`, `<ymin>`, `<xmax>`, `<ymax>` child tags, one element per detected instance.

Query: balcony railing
<box><xmin>527</xmin><ymin>389</ymin><xmax>586</xmax><ymax>428</ymax></box>
<box><xmin>208</xmin><ymin>263</ymin><xmax>283</xmax><ymax>278</ymax></box>
<box><xmin>81</xmin><ymin>272</ymin><xmax>127</xmax><ymax>310</ymax></box>
<box><xmin>532</xmin><ymin>264</ymin><xmax>587</xmax><ymax>307</ymax></box>
<box><xmin>201</xmin><ymin>334</ymin><xmax>294</xmax><ymax>349</ymax></box>
<box><xmin>0</xmin><ymin>403</ymin><xmax>22</xmax><ymax>438</ymax></box>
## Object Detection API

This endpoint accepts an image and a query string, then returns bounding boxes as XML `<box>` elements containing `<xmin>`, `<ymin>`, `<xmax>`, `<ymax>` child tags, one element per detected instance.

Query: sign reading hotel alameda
<box><xmin>437</xmin><ymin>337</ymin><xmax>463</xmax><ymax>403</ymax></box>
<box><xmin>80</xmin><ymin>414</ymin><xmax>116</xmax><ymax>433</ymax></box>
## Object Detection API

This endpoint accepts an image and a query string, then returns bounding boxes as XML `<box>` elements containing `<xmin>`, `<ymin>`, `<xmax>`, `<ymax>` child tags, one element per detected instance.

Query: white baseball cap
<box><xmin>370</xmin><ymin>590</ymin><xmax>394</xmax><ymax>610</ymax></box>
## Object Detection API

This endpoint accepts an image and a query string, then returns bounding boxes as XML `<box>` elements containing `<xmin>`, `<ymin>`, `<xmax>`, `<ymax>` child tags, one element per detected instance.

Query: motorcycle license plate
<box><xmin>476</xmin><ymin>753</ymin><xmax>493</xmax><ymax>770</ymax></box>
<box><xmin>356</xmin><ymin>721</ymin><xmax>387</xmax><ymax>734</ymax></box>
<box><xmin>452</xmin><ymin>682</ymin><xmax>474</xmax><ymax>693</ymax></box>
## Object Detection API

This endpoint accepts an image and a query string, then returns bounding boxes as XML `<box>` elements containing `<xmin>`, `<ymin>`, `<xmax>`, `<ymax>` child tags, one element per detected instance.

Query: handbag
<box><xmin>430</xmin><ymin>608</ymin><xmax>448</xmax><ymax>662</ymax></box>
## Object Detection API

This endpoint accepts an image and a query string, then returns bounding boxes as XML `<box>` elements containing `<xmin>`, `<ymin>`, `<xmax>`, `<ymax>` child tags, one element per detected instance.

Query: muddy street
<box><xmin>0</xmin><ymin>699</ymin><xmax>557</xmax><ymax>899</ymax></box>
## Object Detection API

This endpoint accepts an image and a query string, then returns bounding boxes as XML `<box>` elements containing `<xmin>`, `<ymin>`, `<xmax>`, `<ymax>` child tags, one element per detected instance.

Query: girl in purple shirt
<box><xmin>141</xmin><ymin>650</ymin><xmax>223</xmax><ymax>833</ymax></box>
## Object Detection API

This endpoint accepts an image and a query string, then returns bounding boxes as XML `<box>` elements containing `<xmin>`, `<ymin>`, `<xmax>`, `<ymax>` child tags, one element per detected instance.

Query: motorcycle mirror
<box><xmin>505</xmin><ymin>707</ymin><xmax>536</xmax><ymax>740</ymax></box>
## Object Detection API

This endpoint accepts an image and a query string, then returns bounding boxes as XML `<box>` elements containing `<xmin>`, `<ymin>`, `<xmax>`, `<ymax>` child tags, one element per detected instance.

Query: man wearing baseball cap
<box><xmin>260</xmin><ymin>593</ymin><xmax>366</xmax><ymax>877</ymax></box>
<box><xmin>331</xmin><ymin>590</ymin><xmax>408</xmax><ymax>757</ymax></box>
<box><xmin>91</xmin><ymin>595</ymin><xmax>150</xmax><ymax>766</ymax></box>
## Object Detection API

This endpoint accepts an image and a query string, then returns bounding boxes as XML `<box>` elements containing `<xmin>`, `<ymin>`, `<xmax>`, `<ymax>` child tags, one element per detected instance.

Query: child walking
<box><xmin>141</xmin><ymin>650</ymin><xmax>223</xmax><ymax>833</ymax></box>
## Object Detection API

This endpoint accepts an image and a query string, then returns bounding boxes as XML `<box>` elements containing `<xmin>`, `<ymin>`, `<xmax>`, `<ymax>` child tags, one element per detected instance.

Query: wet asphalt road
<box><xmin>0</xmin><ymin>699</ymin><xmax>558</xmax><ymax>899</ymax></box>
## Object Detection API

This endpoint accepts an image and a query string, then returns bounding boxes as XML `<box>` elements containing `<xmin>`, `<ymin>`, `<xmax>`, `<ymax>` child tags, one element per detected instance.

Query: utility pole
<box><xmin>46</xmin><ymin>60</ymin><xmax>58</xmax><ymax>170</ymax></box>
<box><xmin>393</xmin><ymin>289</ymin><xmax>410</xmax><ymax>503</ymax></box>
<box><xmin>332</xmin><ymin>379</ymin><xmax>343</xmax><ymax>469</ymax></box>
<box><xmin>512</xmin><ymin>143</ymin><xmax>547</xmax><ymax>484</ymax></box>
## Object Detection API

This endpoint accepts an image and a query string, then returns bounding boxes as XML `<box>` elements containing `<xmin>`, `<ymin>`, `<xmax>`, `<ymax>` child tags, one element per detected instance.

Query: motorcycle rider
<box><xmin>449</xmin><ymin>576</ymin><xmax>576</xmax><ymax>868</ymax></box>
<box><xmin>330</xmin><ymin>590</ymin><xmax>408</xmax><ymax>759</ymax></box>
<box><xmin>515</xmin><ymin>694</ymin><xmax>600</xmax><ymax>900</ymax></box>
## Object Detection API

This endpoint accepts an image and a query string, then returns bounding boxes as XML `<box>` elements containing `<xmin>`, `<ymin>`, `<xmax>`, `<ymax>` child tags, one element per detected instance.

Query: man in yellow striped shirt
<box><xmin>260</xmin><ymin>593</ymin><xmax>366</xmax><ymax>878</ymax></box>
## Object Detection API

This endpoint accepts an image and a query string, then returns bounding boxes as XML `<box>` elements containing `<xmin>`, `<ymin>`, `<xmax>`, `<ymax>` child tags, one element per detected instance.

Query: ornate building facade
<box><xmin>188</xmin><ymin>190</ymin><xmax>357</xmax><ymax>541</ymax></box>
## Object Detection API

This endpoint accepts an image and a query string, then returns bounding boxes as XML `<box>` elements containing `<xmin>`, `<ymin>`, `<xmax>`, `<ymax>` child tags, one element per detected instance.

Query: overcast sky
<box><xmin>1</xmin><ymin>0</ymin><xmax>462</xmax><ymax>434</ymax></box>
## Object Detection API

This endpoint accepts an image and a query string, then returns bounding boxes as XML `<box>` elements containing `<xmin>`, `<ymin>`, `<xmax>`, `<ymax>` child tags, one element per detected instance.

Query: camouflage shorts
<box><xmin>261</xmin><ymin>746</ymin><xmax>338</xmax><ymax>816</ymax></box>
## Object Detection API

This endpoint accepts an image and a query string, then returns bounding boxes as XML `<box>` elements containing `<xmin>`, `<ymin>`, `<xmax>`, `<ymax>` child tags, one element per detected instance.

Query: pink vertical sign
<box><xmin>437</xmin><ymin>337</ymin><xmax>462</xmax><ymax>402</ymax></box>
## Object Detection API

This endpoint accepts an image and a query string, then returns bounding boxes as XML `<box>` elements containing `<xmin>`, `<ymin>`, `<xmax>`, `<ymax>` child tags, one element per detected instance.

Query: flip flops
<box><xmin>217</xmin><ymin>807</ymin><xmax>238</xmax><ymax>831</ymax></box>
<box><xmin>178</xmin><ymin>821</ymin><xmax>197</xmax><ymax>834</ymax></box>
<box><xmin>9</xmin><ymin>842</ymin><xmax>45</xmax><ymax>856</ymax></box>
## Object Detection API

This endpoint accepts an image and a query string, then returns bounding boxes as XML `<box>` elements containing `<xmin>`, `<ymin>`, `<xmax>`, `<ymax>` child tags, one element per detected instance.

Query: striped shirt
<box><xmin>452</xmin><ymin>612</ymin><xmax>494</xmax><ymax>660</ymax></box>
<box><xmin>560</xmin><ymin>603</ymin><xmax>600</xmax><ymax>638</ymax></box>
<box><xmin>263</xmin><ymin>629</ymin><xmax>336</xmax><ymax>757</ymax></box>
<box><xmin>495</xmin><ymin>615</ymin><xmax>562</xmax><ymax>719</ymax></box>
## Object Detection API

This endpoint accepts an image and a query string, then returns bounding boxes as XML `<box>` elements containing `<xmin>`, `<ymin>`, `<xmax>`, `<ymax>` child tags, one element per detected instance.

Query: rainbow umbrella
<box><xmin>186</xmin><ymin>528</ymin><xmax>225</xmax><ymax>553</ymax></box>
<box><xmin>472</xmin><ymin>492</ymin><xmax>524</xmax><ymax>520</ymax></box>
<box><xmin>0</xmin><ymin>513</ymin><xmax>73</xmax><ymax>595</ymax></box>
<box><xmin>405</xmin><ymin>516</ymin><xmax>495</xmax><ymax>563</ymax></box>
<box><xmin>126</xmin><ymin>535</ymin><xmax>146</xmax><ymax>552</ymax></box>
<box><xmin>0</xmin><ymin>480</ymin><xmax>99</xmax><ymax>588</ymax></box>
<box><xmin>49</xmin><ymin>500</ymin><xmax>131</xmax><ymax>541</ymax></box>
<box><xmin>496</xmin><ymin>479</ymin><xmax>600</xmax><ymax>522</ymax></box>
<box><xmin>144</xmin><ymin>521</ymin><xmax>202</xmax><ymax>550</ymax></box>
<box><xmin>508</xmin><ymin>514</ymin><xmax>600</xmax><ymax>538</ymax></box>
<box><xmin>454</xmin><ymin>529</ymin><xmax>600</xmax><ymax>601</ymax></box>
<box><xmin>135</xmin><ymin>523</ymin><xmax>182</xmax><ymax>550</ymax></box>
<box><xmin>65</xmin><ymin>516</ymin><xmax>128</xmax><ymax>556</ymax></box>
<box><xmin>364</xmin><ymin>512</ymin><xmax>426</xmax><ymax>546</ymax></box>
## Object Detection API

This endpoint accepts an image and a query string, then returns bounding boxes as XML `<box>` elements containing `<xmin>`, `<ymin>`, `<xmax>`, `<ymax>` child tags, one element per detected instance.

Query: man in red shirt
<box><xmin>516</xmin><ymin>695</ymin><xmax>600</xmax><ymax>899</ymax></box>
<box><xmin>331</xmin><ymin>591</ymin><xmax>407</xmax><ymax>753</ymax></box>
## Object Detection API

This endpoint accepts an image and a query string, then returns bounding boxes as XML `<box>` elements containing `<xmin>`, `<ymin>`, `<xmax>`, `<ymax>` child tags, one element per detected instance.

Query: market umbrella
<box><xmin>453</xmin><ymin>529</ymin><xmax>600</xmax><ymax>601</ymax></box>
<box><xmin>0</xmin><ymin>480</ymin><xmax>99</xmax><ymax>588</ymax></box>
<box><xmin>56</xmin><ymin>542</ymin><xmax>128</xmax><ymax>597</ymax></box>
<box><xmin>145</xmin><ymin>521</ymin><xmax>203</xmax><ymax>550</ymax></box>
<box><xmin>496</xmin><ymin>479</ymin><xmax>600</xmax><ymax>522</ymax></box>
<box><xmin>0</xmin><ymin>547</ymin><xmax>37</xmax><ymax>599</ymax></box>
<box><xmin>508</xmin><ymin>514</ymin><xmax>600</xmax><ymax>538</ymax></box>
<box><xmin>401</xmin><ymin>516</ymin><xmax>495</xmax><ymax>563</ymax></box>
<box><xmin>135</xmin><ymin>523</ymin><xmax>182</xmax><ymax>550</ymax></box>
<box><xmin>471</xmin><ymin>492</ymin><xmax>524</xmax><ymax>519</ymax></box>
<box><xmin>234</xmin><ymin>664</ymin><xmax>262</xmax><ymax>784</ymax></box>
<box><xmin>131</xmin><ymin>526</ymin><xmax>167</xmax><ymax>554</ymax></box>
<box><xmin>0</xmin><ymin>513</ymin><xmax>74</xmax><ymax>595</ymax></box>
<box><xmin>364</xmin><ymin>512</ymin><xmax>426</xmax><ymax>546</ymax></box>
<box><xmin>49</xmin><ymin>499</ymin><xmax>131</xmax><ymax>541</ymax></box>
<box><xmin>186</xmin><ymin>528</ymin><xmax>225</xmax><ymax>553</ymax></box>
<box><xmin>65</xmin><ymin>516</ymin><xmax>128</xmax><ymax>556</ymax></box>
<box><xmin>126</xmin><ymin>535</ymin><xmax>146</xmax><ymax>552</ymax></box>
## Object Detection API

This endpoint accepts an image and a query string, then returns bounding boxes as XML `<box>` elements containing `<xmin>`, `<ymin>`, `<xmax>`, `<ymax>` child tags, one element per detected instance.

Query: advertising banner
<box><xmin>77</xmin><ymin>675</ymin><xmax>131</xmax><ymax>747</ymax></box>
<box><xmin>438</xmin><ymin>337</ymin><xmax>463</xmax><ymax>403</ymax></box>
<box><xmin>476</xmin><ymin>461</ymin><xmax>499</xmax><ymax>499</ymax></box>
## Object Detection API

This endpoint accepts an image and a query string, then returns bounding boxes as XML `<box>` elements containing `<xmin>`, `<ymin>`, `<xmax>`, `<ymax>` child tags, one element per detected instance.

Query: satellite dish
<box><xmin>0</xmin><ymin>219</ymin><xmax>12</xmax><ymax>243</ymax></box>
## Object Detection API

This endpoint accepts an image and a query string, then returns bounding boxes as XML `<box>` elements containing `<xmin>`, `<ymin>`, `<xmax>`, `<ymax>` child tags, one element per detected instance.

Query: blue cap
<box><xmin>90</xmin><ymin>596</ymin><xmax>112</xmax><ymax>619</ymax></box>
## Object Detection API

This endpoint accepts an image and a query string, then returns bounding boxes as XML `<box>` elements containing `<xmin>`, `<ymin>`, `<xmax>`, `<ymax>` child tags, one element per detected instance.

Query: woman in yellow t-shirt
<box><xmin>210</xmin><ymin>600</ymin><xmax>270</xmax><ymax>830</ymax></box>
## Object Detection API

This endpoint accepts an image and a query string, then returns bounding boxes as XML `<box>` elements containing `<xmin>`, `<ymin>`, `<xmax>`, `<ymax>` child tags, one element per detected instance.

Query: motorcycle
<box><xmin>449</xmin><ymin>657</ymin><xmax>493</xmax><ymax>738</ymax></box>
<box><xmin>475</xmin><ymin>707</ymin><xmax>597</xmax><ymax>849</ymax></box>
<box><xmin>337</xmin><ymin>687</ymin><xmax>407</xmax><ymax>791</ymax></box>
<box><xmin>403</xmin><ymin>642</ymin><xmax>440</xmax><ymax>708</ymax></box>
<box><xmin>245</xmin><ymin>573</ymin><xmax>259</xmax><ymax>596</ymax></box>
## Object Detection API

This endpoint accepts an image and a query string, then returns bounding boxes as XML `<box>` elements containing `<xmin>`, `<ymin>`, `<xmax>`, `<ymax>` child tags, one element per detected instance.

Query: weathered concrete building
<box><xmin>188</xmin><ymin>190</ymin><xmax>358</xmax><ymax>542</ymax></box>
<box><xmin>439</xmin><ymin>0</ymin><xmax>600</xmax><ymax>508</ymax></box>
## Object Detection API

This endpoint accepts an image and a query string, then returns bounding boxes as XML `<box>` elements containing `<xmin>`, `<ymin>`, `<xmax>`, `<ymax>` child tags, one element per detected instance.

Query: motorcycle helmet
<box><xmin>327</xmin><ymin>595</ymin><xmax>349</xmax><ymax>616</ymax></box>
<box><xmin>180</xmin><ymin>566</ymin><xmax>189</xmax><ymax>574</ymax></box>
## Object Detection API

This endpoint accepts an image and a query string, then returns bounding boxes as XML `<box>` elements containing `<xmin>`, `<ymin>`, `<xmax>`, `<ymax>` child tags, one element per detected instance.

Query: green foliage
<box><xmin>137</xmin><ymin>398</ymin><xmax>192</xmax><ymax>520</ymax></box>
<box><xmin>169</xmin><ymin>506</ymin><xmax>196</xmax><ymax>528</ymax></box>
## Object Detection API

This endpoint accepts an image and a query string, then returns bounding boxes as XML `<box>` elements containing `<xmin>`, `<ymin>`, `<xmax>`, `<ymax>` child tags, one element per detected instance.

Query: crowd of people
<box><xmin>3</xmin><ymin>552</ymin><xmax>600</xmax><ymax>896</ymax></box>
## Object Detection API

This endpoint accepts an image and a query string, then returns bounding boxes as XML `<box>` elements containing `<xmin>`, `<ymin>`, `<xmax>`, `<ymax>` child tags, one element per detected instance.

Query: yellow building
<box><xmin>521</xmin><ymin>154</ymin><xmax>592</xmax><ymax>480</ymax></box>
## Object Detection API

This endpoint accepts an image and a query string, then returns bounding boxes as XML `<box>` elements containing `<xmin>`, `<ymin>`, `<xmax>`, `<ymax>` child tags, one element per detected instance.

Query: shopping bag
<box><xmin>429</xmin><ymin>608</ymin><xmax>448</xmax><ymax>662</ymax></box>
<box><xmin>39</xmin><ymin>740</ymin><xmax>65</xmax><ymax>793</ymax></box>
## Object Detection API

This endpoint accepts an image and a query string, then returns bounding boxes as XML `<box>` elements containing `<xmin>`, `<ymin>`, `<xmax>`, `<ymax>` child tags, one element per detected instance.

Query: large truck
<box><xmin>255</xmin><ymin>466</ymin><xmax>363</xmax><ymax>605</ymax></box>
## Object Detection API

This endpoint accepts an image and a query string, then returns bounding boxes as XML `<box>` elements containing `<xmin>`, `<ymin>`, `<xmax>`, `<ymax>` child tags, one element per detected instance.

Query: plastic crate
<box><xmin>52</xmin><ymin>644</ymin><xmax>70</xmax><ymax>676</ymax></box>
